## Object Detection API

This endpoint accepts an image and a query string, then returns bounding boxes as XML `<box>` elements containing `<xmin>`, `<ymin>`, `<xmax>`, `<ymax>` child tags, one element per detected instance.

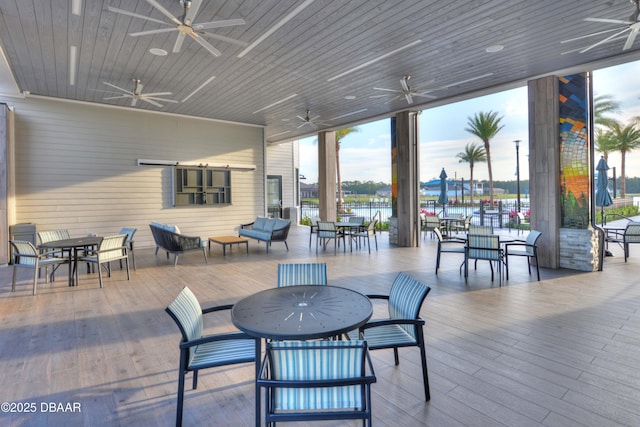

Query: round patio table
<box><xmin>231</xmin><ymin>285</ymin><xmax>372</xmax><ymax>341</ymax></box>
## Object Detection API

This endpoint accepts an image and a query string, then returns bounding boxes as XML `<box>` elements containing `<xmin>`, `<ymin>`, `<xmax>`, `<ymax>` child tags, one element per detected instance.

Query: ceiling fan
<box><xmin>371</xmin><ymin>74</ymin><xmax>494</xmax><ymax>105</ymax></box>
<box><xmin>108</xmin><ymin>0</ymin><xmax>246</xmax><ymax>57</ymax></box>
<box><xmin>102</xmin><ymin>79</ymin><xmax>178</xmax><ymax>108</ymax></box>
<box><xmin>295</xmin><ymin>110</ymin><xmax>327</xmax><ymax>129</ymax></box>
<box><xmin>561</xmin><ymin>0</ymin><xmax>640</xmax><ymax>53</ymax></box>
<box><xmin>371</xmin><ymin>75</ymin><xmax>437</xmax><ymax>105</ymax></box>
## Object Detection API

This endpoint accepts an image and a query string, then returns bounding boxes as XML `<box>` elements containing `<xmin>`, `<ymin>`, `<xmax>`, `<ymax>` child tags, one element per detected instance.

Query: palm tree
<box><xmin>335</xmin><ymin>127</ymin><xmax>360</xmax><ymax>212</ymax></box>
<box><xmin>595</xmin><ymin>128</ymin><xmax>617</xmax><ymax>162</ymax></box>
<box><xmin>456</xmin><ymin>143</ymin><xmax>486</xmax><ymax>206</ymax></box>
<box><xmin>464</xmin><ymin>111</ymin><xmax>504</xmax><ymax>204</ymax></box>
<box><xmin>593</xmin><ymin>94</ymin><xmax>620</xmax><ymax>129</ymax></box>
<box><xmin>605</xmin><ymin>122</ymin><xmax>640</xmax><ymax>197</ymax></box>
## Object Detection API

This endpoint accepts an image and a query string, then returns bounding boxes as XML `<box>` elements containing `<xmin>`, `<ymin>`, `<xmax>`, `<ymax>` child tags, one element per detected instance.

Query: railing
<box><xmin>301</xmin><ymin>199</ymin><xmax>531</xmax><ymax>231</ymax></box>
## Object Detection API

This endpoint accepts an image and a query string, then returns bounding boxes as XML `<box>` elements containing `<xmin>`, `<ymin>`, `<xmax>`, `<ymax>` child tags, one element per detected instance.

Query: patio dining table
<box><xmin>231</xmin><ymin>285</ymin><xmax>373</xmax><ymax>426</ymax></box>
<box><xmin>39</xmin><ymin>236</ymin><xmax>102</xmax><ymax>286</ymax></box>
<box><xmin>335</xmin><ymin>221</ymin><xmax>363</xmax><ymax>250</ymax></box>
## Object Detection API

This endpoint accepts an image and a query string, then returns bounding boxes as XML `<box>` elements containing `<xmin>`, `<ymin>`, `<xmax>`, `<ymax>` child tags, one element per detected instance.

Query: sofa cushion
<box><xmin>239</xmin><ymin>228</ymin><xmax>272</xmax><ymax>241</ymax></box>
<box><xmin>254</xmin><ymin>217</ymin><xmax>268</xmax><ymax>230</ymax></box>
<box><xmin>263</xmin><ymin>218</ymin><xmax>277</xmax><ymax>232</ymax></box>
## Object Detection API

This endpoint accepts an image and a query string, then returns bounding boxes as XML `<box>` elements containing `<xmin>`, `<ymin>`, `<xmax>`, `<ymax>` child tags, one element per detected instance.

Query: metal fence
<box><xmin>301</xmin><ymin>199</ymin><xmax>531</xmax><ymax>230</ymax></box>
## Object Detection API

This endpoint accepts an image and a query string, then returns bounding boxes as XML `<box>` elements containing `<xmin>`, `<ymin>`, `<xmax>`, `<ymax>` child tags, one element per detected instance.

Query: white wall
<box><xmin>267</xmin><ymin>141</ymin><xmax>298</xmax><ymax>215</ymax></box>
<box><xmin>6</xmin><ymin>96</ymin><xmax>266</xmax><ymax>248</ymax></box>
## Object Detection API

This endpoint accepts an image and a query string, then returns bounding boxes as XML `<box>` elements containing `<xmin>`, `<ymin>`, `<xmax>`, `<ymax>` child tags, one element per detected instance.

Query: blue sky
<box><xmin>299</xmin><ymin>60</ymin><xmax>640</xmax><ymax>184</ymax></box>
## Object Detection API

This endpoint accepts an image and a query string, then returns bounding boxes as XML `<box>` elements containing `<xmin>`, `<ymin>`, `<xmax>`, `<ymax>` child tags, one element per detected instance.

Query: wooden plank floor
<box><xmin>1</xmin><ymin>226</ymin><xmax>640</xmax><ymax>426</ymax></box>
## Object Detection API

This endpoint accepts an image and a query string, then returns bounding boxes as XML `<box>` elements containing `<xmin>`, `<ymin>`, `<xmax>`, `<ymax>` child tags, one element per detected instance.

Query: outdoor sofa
<box><xmin>239</xmin><ymin>217</ymin><xmax>291</xmax><ymax>253</ymax></box>
<box><xmin>149</xmin><ymin>222</ymin><xmax>207</xmax><ymax>266</ymax></box>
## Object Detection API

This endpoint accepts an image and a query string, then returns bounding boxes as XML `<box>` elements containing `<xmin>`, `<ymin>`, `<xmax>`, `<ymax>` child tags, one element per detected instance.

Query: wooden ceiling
<box><xmin>1</xmin><ymin>0</ymin><xmax>640</xmax><ymax>143</ymax></box>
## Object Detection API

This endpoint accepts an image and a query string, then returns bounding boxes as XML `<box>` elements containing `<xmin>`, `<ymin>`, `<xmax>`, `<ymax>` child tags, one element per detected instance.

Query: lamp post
<box><xmin>454</xmin><ymin>171</ymin><xmax>458</xmax><ymax>202</ymax></box>
<box><xmin>514</xmin><ymin>139</ymin><xmax>521</xmax><ymax>212</ymax></box>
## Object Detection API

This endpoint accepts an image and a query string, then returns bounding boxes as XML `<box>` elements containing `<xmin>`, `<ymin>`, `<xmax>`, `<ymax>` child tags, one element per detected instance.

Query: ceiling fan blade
<box><xmin>139</xmin><ymin>97</ymin><xmax>164</xmax><ymax>108</ymax></box>
<box><xmin>131</xmin><ymin>98</ymin><xmax>138</xmax><ymax>107</ymax></box>
<box><xmin>193</xmin><ymin>18</ymin><xmax>246</xmax><ymax>30</ymax></box>
<box><xmin>200</xmin><ymin>31</ymin><xmax>248</xmax><ymax>47</ymax></box>
<box><xmin>412</xmin><ymin>92</ymin><xmax>437</xmax><ymax>99</ymax></box>
<box><xmin>580</xmin><ymin>27</ymin><xmax>630</xmax><ymax>52</ymax></box>
<box><xmin>103</xmin><ymin>95</ymin><xmax>130</xmax><ymax>101</ymax></box>
<box><xmin>623</xmin><ymin>26</ymin><xmax>639</xmax><ymax>50</ymax></box>
<box><xmin>184</xmin><ymin>0</ymin><xmax>203</xmax><ymax>25</ymax></box>
<box><xmin>145</xmin><ymin>97</ymin><xmax>179</xmax><ymax>103</ymax></box>
<box><xmin>296</xmin><ymin>115</ymin><xmax>306</xmax><ymax>121</ymax></box>
<box><xmin>146</xmin><ymin>0</ymin><xmax>182</xmax><ymax>26</ymax></box>
<box><xmin>400</xmin><ymin>77</ymin><xmax>410</xmax><ymax>92</ymax></box>
<box><xmin>173</xmin><ymin>33</ymin><xmax>186</xmax><ymax>53</ymax></box>
<box><xmin>107</xmin><ymin>6</ymin><xmax>168</xmax><ymax>26</ymax></box>
<box><xmin>129</xmin><ymin>27</ymin><xmax>177</xmax><ymax>37</ymax></box>
<box><xmin>585</xmin><ymin>17</ymin><xmax>633</xmax><ymax>25</ymax></box>
<box><xmin>404</xmin><ymin>93</ymin><xmax>413</xmax><ymax>104</ymax></box>
<box><xmin>142</xmin><ymin>91</ymin><xmax>173</xmax><ymax>97</ymax></box>
<box><xmin>310</xmin><ymin>115</ymin><xmax>320</xmax><ymax>121</ymax></box>
<box><xmin>560</xmin><ymin>27</ymin><xmax>626</xmax><ymax>44</ymax></box>
<box><xmin>297</xmin><ymin>122</ymin><xmax>309</xmax><ymax>128</ymax></box>
<box><xmin>373</xmin><ymin>87</ymin><xmax>402</xmax><ymax>93</ymax></box>
<box><xmin>103</xmin><ymin>82</ymin><xmax>133</xmax><ymax>95</ymax></box>
<box><xmin>188</xmin><ymin>33</ymin><xmax>222</xmax><ymax>56</ymax></box>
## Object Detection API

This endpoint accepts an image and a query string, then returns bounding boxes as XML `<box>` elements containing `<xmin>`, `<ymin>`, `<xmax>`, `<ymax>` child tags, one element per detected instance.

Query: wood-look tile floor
<box><xmin>1</xmin><ymin>226</ymin><xmax>639</xmax><ymax>426</ymax></box>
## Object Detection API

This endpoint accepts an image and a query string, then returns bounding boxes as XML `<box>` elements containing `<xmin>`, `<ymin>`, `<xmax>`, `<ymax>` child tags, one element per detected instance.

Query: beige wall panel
<box><xmin>7</xmin><ymin>97</ymin><xmax>265</xmax><ymax>249</ymax></box>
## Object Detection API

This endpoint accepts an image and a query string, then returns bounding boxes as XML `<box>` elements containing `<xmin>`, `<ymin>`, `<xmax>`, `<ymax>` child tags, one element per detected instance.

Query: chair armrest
<box><xmin>202</xmin><ymin>304</ymin><xmax>234</xmax><ymax>314</ymax></box>
<box><xmin>179</xmin><ymin>331</ymin><xmax>256</xmax><ymax>349</ymax></box>
<box><xmin>240</xmin><ymin>222</ymin><xmax>255</xmax><ymax>229</ymax></box>
<box><xmin>359</xmin><ymin>317</ymin><xmax>425</xmax><ymax>330</ymax></box>
<box><xmin>365</xmin><ymin>294</ymin><xmax>389</xmax><ymax>301</ymax></box>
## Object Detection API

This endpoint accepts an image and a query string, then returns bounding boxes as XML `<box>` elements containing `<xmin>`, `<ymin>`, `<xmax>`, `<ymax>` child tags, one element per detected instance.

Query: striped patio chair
<box><xmin>165</xmin><ymin>287</ymin><xmax>258</xmax><ymax>427</ymax></box>
<box><xmin>346</xmin><ymin>272</ymin><xmax>431</xmax><ymax>401</ymax></box>
<box><xmin>623</xmin><ymin>222</ymin><xmax>640</xmax><ymax>262</ymax></box>
<box><xmin>9</xmin><ymin>240</ymin><xmax>69</xmax><ymax>295</ymax></box>
<box><xmin>277</xmin><ymin>263</ymin><xmax>327</xmax><ymax>287</ymax></box>
<box><xmin>78</xmin><ymin>234</ymin><xmax>130</xmax><ymax>288</ymax></box>
<box><xmin>505</xmin><ymin>230</ymin><xmax>542</xmax><ymax>280</ymax></box>
<box><xmin>258</xmin><ymin>340</ymin><xmax>376</xmax><ymax>426</ymax></box>
<box><xmin>465</xmin><ymin>234</ymin><xmax>504</xmax><ymax>284</ymax></box>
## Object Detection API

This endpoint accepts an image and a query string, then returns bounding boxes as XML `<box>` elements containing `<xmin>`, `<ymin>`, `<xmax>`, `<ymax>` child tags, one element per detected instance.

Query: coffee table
<box><xmin>208</xmin><ymin>235</ymin><xmax>249</xmax><ymax>256</ymax></box>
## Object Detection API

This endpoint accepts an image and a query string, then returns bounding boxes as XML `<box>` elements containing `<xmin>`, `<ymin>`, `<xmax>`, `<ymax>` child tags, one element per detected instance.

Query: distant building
<box><xmin>422</xmin><ymin>179</ymin><xmax>483</xmax><ymax>196</ymax></box>
<box><xmin>375</xmin><ymin>186</ymin><xmax>392</xmax><ymax>197</ymax></box>
<box><xmin>300</xmin><ymin>182</ymin><xmax>318</xmax><ymax>198</ymax></box>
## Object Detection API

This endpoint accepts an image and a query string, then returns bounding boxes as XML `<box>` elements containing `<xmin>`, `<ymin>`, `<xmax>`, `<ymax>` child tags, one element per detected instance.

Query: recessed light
<box><xmin>149</xmin><ymin>48</ymin><xmax>168</xmax><ymax>56</ymax></box>
<box><xmin>485</xmin><ymin>44</ymin><xmax>504</xmax><ymax>53</ymax></box>
<box><xmin>345</xmin><ymin>95</ymin><xmax>356</xmax><ymax>100</ymax></box>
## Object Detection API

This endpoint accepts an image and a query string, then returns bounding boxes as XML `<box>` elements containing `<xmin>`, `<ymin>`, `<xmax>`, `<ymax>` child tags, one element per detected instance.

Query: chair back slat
<box><xmin>9</xmin><ymin>241</ymin><xmax>38</xmax><ymax>265</ymax></box>
<box><xmin>468</xmin><ymin>225</ymin><xmax>494</xmax><ymax>235</ymax></box>
<box><xmin>625</xmin><ymin>222</ymin><xmax>640</xmax><ymax>243</ymax></box>
<box><xmin>267</xmin><ymin>340</ymin><xmax>366</xmax><ymax>410</ymax></box>
<box><xmin>166</xmin><ymin>287</ymin><xmax>203</xmax><ymax>361</ymax></box>
<box><xmin>97</xmin><ymin>234</ymin><xmax>127</xmax><ymax>261</ymax></box>
<box><xmin>388</xmin><ymin>273</ymin><xmax>431</xmax><ymax>339</ymax></box>
<box><xmin>317</xmin><ymin>221</ymin><xmax>337</xmax><ymax>237</ymax></box>
<box><xmin>468</xmin><ymin>234</ymin><xmax>501</xmax><ymax>261</ymax></box>
<box><xmin>38</xmin><ymin>229</ymin><xmax>70</xmax><ymax>244</ymax></box>
<box><xmin>525</xmin><ymin>230</ymin><xmax>542</xmax><ymax>255</ymax></box>
<box><xmin>119</xmin><ymin>227</ymin><xmax>136</xmax><ymax>244</ymax></box>
<box><xmin>277</xmin><ymin>263</ymin><xmax>327</xmax><ymax>287</ymax></box>
<box><xmin>348</xmin><ymin>216</ymin><xmax>365</xmax><ymax>225</ymax></box>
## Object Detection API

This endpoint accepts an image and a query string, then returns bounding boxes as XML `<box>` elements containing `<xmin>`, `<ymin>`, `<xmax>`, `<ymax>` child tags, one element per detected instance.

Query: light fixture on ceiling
<box><xmin>69</xmin><ymin>45</ymin><xmax>77</xmax><ymax>86</ymax></box>
<box><xmin>344</xmin><ymin>95</ymin><xmax>356</xmax><ymax>100</ymax></box>
<box><xmin>149</xmin><ymin>48</ymin><xmax>168</xmax><ymax>56</ymax></box>
<box><xmin>329</xmin><ymin>109</ymin><xmax>368</xmax><ymax>121</ymax></box>
<box><xmin>327</xmin><ymin>40</ymin><xmax>423</xmax><ymax>82</ymax></box>
<box><xmin>182</xmin><ymin>75</ymin><xmax>216</xmax><ymax>102</ymax></box>
<box><xmin>485</xmin><ymin>44</ymin><xmax>504</xmax><ymax>53</ymax></box>
<box><xmin>253</xmin><ymin>93</ymin><xmax>298</xmax><ymax>114</ymax></box>
<box><xmin>71</xmin><ymin>0</ymin><xmax>82</xmax><ymax>16</ymax></box>
<box><xmin>237</xmin><ymin>0</ymin><xmax>316</xmax><ymax>58</ymax></box>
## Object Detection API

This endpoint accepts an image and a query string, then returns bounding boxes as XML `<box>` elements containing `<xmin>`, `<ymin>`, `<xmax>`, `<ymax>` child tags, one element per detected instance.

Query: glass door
<box><xmin>267</xmin><ymin>175</ymin><xmax>282</xmax><ymax>218</ymax></box>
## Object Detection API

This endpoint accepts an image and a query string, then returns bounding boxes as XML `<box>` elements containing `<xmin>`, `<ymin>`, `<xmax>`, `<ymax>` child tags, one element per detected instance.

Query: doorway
<box><xmin>267</xmin><ymin>175</ymin><xmax>282</xmax><ymax>218</ymax></box>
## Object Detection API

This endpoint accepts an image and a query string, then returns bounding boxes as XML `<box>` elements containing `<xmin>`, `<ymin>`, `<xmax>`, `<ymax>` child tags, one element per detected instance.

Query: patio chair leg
<box><xmin>33</xmin><ymin>267</ymin><xmax>38</xmax><ymax>295</ymax></box>
<box><xmin>393</xmin><ymin>348</ymin><xmax>400</xmax><ymax>365</ymax></box>
<box><xmin>12</xmin><ymin>267</ymin><xmax>17</xmax><ymax>292</ymax></box>
<box><xmin>97</xmin><ymin>263</ymin><xmax>103</xmax><ymax>288</ymax></box>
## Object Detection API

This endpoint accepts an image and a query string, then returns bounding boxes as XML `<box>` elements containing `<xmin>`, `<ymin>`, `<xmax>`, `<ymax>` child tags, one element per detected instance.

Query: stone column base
<box><xmin>389</xmin><ymin>217</ymin><xmax>398</xmax><ymax>245</ymax></box>
<box><xmin>559</xmin><ymin>228</ymin><xmax>602</xmax><ymax>271</ymax></box>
